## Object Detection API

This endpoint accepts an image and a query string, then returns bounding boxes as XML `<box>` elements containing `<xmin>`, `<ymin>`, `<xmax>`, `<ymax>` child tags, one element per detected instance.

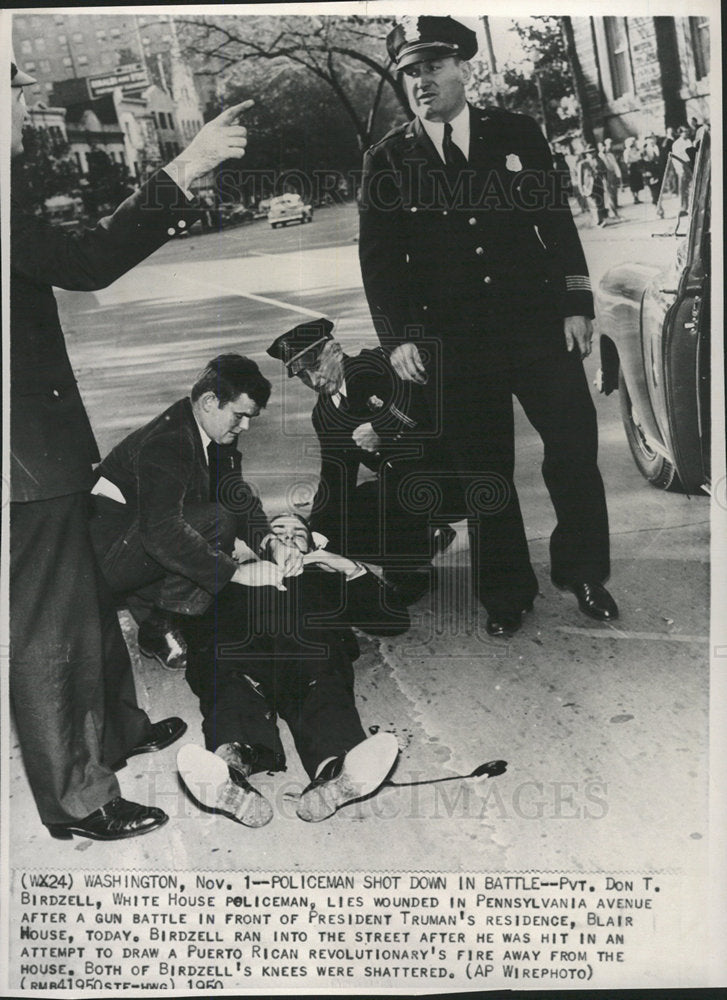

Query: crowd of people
<box><xmin>554</xmin><ymin>116</ymin><xmax>707</xmax><ymax>227</ymax></box>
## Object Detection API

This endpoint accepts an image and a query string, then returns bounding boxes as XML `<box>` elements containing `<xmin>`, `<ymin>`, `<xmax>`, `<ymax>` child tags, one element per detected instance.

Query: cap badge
<box><xmin>367</xmin><ymin>395</ymin><xmax>385</xmax><ymax>410</ymax></box>
<box><xmin>400</xmin><ymin>16</ymin><xmax>421</xmax><ymax>42</ymax></box>
<box><xmin>505</xmin><ymin>153</ymin><xmax>523</xmax><ymax>172</ymax></box>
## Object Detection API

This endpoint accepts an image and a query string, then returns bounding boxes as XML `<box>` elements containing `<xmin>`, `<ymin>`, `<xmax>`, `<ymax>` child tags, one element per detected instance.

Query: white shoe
<box><xmin>177</xmin><ymin>743</ymin><xmax>273</xmax><ymax>827</ymax></box>
<box><xmin>296</xmin><ymin>733</ymin><xmax>399</xmax><ymax>823</ymax></box>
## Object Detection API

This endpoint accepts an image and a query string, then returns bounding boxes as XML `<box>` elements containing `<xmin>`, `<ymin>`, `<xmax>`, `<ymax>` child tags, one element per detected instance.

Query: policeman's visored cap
<box><xmin>12</xmin><ymin>61</ymin><xmax>36</xmax><ymax>87</ymax></box>
<box><xmin>266</xmin><ymin>318</ymin><xmax>335</xmax><ymax>378</ymax></box>
<box><xmin>386</xmin><ymin>16</ymin><xmax>478</xmax><ymax>71</ymax></box>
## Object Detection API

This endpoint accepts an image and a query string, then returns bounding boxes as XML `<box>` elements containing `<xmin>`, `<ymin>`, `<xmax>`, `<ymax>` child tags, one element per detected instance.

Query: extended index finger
<box><xmin>216</xmin><ymin>99</ymin><xmax>255</xmax><ymax>123</ymax></box>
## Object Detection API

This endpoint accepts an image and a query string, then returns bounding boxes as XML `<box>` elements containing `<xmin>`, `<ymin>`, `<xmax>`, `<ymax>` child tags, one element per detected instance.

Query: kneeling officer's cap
<box><xmin>387</xmin><ymin>16</ymin><xmax>478</xmax><ymax>71</ymax></box>
<box><xmin>267</xmin><ymin>318</ymin><xmax>334</xmax><ymax>377</ymax></box>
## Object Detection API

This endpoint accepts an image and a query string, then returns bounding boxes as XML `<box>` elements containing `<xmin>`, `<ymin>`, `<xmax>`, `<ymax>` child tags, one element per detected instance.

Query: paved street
<box><xmin>8</xmin><ymin>195</ymin><xmax>710</xmax><ymax>899</ymax></box>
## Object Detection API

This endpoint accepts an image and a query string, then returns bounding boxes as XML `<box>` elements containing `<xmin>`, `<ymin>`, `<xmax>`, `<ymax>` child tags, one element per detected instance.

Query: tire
<box><xmin>618</xmin><ymin>370</ymin><xmax>681</xmax><ymax>490</ymax></box>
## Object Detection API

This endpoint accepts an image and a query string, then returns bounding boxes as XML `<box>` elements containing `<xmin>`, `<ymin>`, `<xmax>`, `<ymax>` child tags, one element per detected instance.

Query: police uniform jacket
<box><xmin>10</xmin><ymin>170</ymin><xmax>199</xmax><ymax>502</ymax></box>
<box><xmin>309</xmin><ymin>347</ymin><xmax>431</xmax><ymax>546</ymax></box>
<box><xmin>359</xmin><ymin>105</ymin><xmax>594</xmax><ymax>368</ymax></box>
<box><xmin>96</xmin><ymin>397</ymin><xmax>270</xmax><ymax>597</ymax></box>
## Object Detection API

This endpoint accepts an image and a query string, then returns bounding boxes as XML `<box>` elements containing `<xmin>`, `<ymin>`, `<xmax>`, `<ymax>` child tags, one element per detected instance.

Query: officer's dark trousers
<box><xmin>90</xmin><ymin>496</ymin><xmax>236</xmax><ymax>618</ymax></box>
<box><xmin>185</xmin><ymin>580</ymin><xmax>366</xmax><ymax>780</ymax></box>
<box><xmin>442</xmin><ymin>347</ymin><xmax>610</xmax><ymax>615</ymax></box>
<box><xmin>10</xmin><ymin>494</ymin><xmax>152</xmax><ymax>825</ymax></box>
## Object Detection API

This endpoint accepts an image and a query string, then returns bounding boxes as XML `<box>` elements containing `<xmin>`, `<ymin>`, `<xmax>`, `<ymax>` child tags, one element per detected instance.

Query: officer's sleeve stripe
<box><xmin>565</xmin><ymin>276</ymin><xmax>592</xmax><ymax>291</ymax></box>
<box><xmin>390</xmin><ymin>405</ymin><xmax>416</xmax><ymax>427</ymax></box>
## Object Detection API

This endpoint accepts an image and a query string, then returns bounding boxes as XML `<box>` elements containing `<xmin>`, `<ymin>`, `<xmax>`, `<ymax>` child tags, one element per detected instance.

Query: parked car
<box><xmin>596</xmin><ymin>129</ymin><xmax>710</xmax><ymax>495</ymax></box>
<box><xmin>43</xmin><ymin>194</ymin><xmax>85</xmax><ymax>233</ymax></box>
<box><xmin>268</xmin><ymin>193</ymin><xmax>313</xmax><ymax>228</ymax></box>
<box><xmin>219</xmin><ymin>201</ymin><xmax>255</xmax><ymax>227</ymax></box>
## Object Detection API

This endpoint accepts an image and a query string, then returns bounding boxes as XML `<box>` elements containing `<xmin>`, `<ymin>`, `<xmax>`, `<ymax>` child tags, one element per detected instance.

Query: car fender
<box><xmin>596</xmin><ymin>262</ymin><xmax>666</xmax><ymax>451</ymax></box>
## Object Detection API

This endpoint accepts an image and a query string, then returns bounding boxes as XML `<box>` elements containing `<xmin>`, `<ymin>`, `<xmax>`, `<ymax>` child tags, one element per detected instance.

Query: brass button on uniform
<box><xmin>475</xmin><ymin>246</ymin><xmax>484</xmax><ymax>255</ymax></box>
<box><xmin>483</xmin><ymin>276</ymin><xmax>492</xmax><ymax>284</ymax></box>
<box><xmin>52</xmin><ymin>389</ymin><xmax>60</xmax><ymax>397</ymax></box>
<box><xmin>167</xmin><ymin>227</ymin><xmax>176</xmax><ymax>236</ymax></box>
<box><xmin>468</xmin><ymin>217</ymin><xmax>477</xmax><ymax>226</ymax></box>
<box><xmin>178</xmin><ymin>219</ymin><xmax>187</xmax><ymax>229</ymax></box>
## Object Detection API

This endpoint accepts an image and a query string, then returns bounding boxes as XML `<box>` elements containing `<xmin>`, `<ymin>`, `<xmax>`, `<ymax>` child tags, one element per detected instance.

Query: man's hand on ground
<box><xmin>564</xmin><ymin>315</ymin><xmax>593</xmax><ymax>358</ymax></box>
<box><xmin>167</xmin><ymin>100</ymin><xmax>254</xmax><ymax>184</ymax></box>
<box><xmin>389</xmin><ymin>342</ymin><xmax>427</xmax><ymax>383</ymax></box>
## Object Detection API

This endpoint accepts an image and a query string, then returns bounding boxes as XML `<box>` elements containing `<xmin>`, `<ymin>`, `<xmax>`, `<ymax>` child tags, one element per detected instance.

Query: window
<box><xmin>96</xmin><ymin>29</ymin><xmax>107</xmax><ymax>41</ymax></box>
<box><xmin>25</xmin><ymin>61</ymin><xmax>36</xmax><ymax>71</ymax></box>
<box><xmin>78</xmin><ymin>55</ymin><xmax>88</xmax><ymax>66</ymax></box>
<box><xmin>689</xmin><ymin>17</ymin><xmax>710</xmax><ymax>80</ymax></box>
<box><xmin>110</xmin><ymin>27</ymin><xmax>121</xmax><ymax>38</ymax></box>
<box><xmin>158</xmin><ymin>111</ymin><xmax>167</xmax><ymax>129</ymax></box>
<box><xmin>167</xmin><ymin>113</ymin><xmax>175</xmax><ymax>128</ymax></box>
<box><xmin>40</xmin><ymin>60</ymin><xmax>51</xmax><ymax>72</ymax></box>
<box><xmin>35</xmin><ymin>37</ymin><xmax>46</xmax><ymax>52</ymax></box>
<box><xmin>63</xmin><ymin>56</ymin><xmax>72</xmax><ymax>68</ymax></box>
<box><xmin>55</xmin><ymin>15</ymin><xmax>65</xmax><ymax>26</ymax></box>
<box><xmin>45</xmin><ymin>82</ymin><xmax>54</xmax><ymax>92</ymax></box>
<box><xmin>101</xmin><ymin>51</ymin><xmax>114</xmax><ymax>66</ymax></box>
<box><xmin>21</xmin><ymin>39</ymin><xmax>32</xmax><ymax>54</ymax></box>
<box><xmin>72</xmin><ymin>32</ymin><xmax>83</xmax><ymax>43</ymax></box>
<box><xmin>603</xmin><ymin>17</ymin><xmax>633</xmax><ymax>99</ymax></box>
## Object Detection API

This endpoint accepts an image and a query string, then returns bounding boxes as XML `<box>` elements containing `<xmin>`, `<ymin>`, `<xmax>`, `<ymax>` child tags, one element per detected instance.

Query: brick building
<box><xmin>12</xmin><ymin>10</ymin><xmax>204</xmax><ymax>176</ymax></box>
<box><xmin>571</xmin><ymin>15</ymin><xmax>710</xmax><ymax>140</ymax></box>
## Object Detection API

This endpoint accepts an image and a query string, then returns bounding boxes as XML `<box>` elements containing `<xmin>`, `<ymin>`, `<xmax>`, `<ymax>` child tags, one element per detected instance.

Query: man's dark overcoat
<box><xmin>9</xmin><ymin>172</ymin><xmax>198</xmax><ymax>824</ymax></box>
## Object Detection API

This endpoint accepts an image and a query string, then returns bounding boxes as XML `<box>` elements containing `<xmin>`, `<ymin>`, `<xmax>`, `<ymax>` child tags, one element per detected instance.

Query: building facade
<box><xmin>572</xmin><ymin>15</ymin><xmax>711</xmax><ymax>140</ymax></box>
<box><xmin>13</xmin><ymin>10</ymin><xmax>204</xmax><ymax>178</ymax></box>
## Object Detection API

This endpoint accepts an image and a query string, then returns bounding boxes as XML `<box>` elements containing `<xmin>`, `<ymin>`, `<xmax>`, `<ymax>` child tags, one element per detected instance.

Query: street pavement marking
<box><xmin>173</xmin><ymin>269</ymin><xmax>323</xmax><ymax>319</ymax></box>
<box><xmin>557</xmin><ymin>626</ymin><xmax>708</xmax><ymax>643</ymax></box>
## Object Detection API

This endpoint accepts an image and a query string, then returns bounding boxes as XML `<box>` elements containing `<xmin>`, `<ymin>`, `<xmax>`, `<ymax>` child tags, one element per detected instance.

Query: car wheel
<box><xmin>618</xmin><ymin>370</ymin><xmax>681</xmax><ymax>490</ymax></box>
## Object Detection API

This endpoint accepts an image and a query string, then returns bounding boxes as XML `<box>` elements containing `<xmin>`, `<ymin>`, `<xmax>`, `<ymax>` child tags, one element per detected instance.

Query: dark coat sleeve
<box><xmin>11</xmin><ymin>169</ymin><xmax>200</xmax><ymax>292</ymax></box>
<box><xmin>358</xmin><ymin>141</ymin><xmax>413</xmax><ymax>351</ymax></box>
<box><xmin>136</xmin><ymin>428</ymin><xmax>238</xmax><ymax>594</ymax></box>
<box><xmin>513</xmin><ymin>114</ymin><xmax>594</xmax><ymax>319</ymax></box>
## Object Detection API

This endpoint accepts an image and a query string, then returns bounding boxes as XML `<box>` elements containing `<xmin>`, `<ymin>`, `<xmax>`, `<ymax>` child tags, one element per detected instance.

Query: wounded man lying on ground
<box><xmin>177</xmin><ymin>512</ymin><xmax>409</xmax><ymax>825</ymax></box>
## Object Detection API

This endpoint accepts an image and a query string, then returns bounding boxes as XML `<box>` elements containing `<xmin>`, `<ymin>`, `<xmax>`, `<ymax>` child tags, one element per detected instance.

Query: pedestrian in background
<box><xmin>578</xmin><ymin>147</ymin><xmax>608</xmax><ymax>227</ymax></box>
<box><xmin>671</xmin><ymin>125</ymin><xmax>694</xmax><ymax>216</ymax></box>
<box><xmin>599</xmin><ymin>138</ymin><xmax>622</xmax><ymax>220</ymax></box>
<box><xmin>641</xmin><ymin>134</ymin><xmax>664</xmax><ymax>214</ymax></box>
<box><xmin>622</xmin><ymin>137</ymin><xmax>644</xmax><ymax>204</ymax></box>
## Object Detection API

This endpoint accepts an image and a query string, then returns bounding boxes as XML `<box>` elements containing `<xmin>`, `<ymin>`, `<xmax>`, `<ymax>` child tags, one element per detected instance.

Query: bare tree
<box><xmin>177</xmin><ymin>14</ymin><xmax>410</xmax><ymax>151</ymax></box>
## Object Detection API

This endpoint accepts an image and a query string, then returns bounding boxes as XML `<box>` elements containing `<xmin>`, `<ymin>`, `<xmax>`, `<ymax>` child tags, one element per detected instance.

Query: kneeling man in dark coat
<box><xmin>267</xmin><ymin>318</ymin><xmax>456</xmax><ymax>605</ymax></box>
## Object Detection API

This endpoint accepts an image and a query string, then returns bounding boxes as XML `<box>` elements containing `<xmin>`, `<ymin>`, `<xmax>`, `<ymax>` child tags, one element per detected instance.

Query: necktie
<box><xmin>443</xmin><ymin>122</ymin><xmax>467</xmax><ymax>170</ymax></box>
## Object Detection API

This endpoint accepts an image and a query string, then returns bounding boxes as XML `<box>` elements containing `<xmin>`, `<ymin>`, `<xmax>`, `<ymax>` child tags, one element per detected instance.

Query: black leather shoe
<box><xmin>177</xmin><ymin>744</ymin><xmax>273</xmax><ymax>827</ymax></box>
<box><xmin>485</xmin><ymin>603</ymin><xmax>533</xmax><ymax>638</ymax></box>
<box><xmin>47</xmin><ymin>797</ymin><xmax>168</xmax><ymax>841</ymax></box>
<box><xmin>297</xmin><ymin>732</ymin><xmax>399</xmax><ymax>823</ymax></box>
<box><xmin>125</xmin><ymin>717</ymin><xmax>188</xmax><ymax>759</ymax></box>
<box><xmin>138</xmin><ymin>622</ymin><xmax>187</xmax><ymax>670</ymax></box>
<box><xmin>554</xmin><ymin>579</ymin><xmax>619</xmax><ymax>621</ymax></box>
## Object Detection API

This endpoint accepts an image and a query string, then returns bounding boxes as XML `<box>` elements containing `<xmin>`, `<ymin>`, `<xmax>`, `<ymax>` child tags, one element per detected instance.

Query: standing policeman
<box><xmin>359</xmin><ymin>16</ymin><xmax>618</xmax><ymax>635</ymax></box>
<box><xmin>8</xmin><ymin>59</ymin><xmax>254</xmax><ymax>839</ymax></box>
